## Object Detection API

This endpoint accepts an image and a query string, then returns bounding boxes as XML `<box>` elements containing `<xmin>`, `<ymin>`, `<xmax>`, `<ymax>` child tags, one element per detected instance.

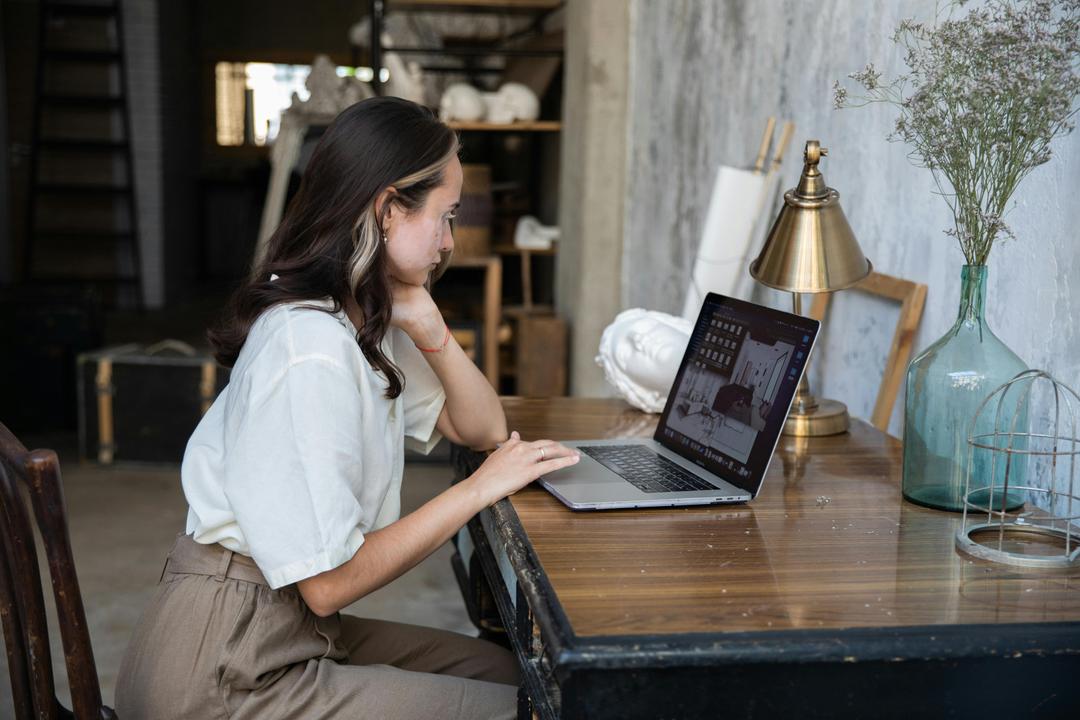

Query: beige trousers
<box><xmin>116</xmin><ymin>535</ymin><xmax>517</xmax><ymax>720</ymax></box>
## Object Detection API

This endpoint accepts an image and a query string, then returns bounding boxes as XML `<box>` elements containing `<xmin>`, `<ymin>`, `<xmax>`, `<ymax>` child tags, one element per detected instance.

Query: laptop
<box><xmin>540</xmin><ymin>292</ymin><xmax>820</xmax><ymax>510</ymax></box>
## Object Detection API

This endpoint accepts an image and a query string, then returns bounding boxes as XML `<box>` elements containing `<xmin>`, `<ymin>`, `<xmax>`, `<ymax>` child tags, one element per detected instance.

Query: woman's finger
<box><xmin>527</xmin><ymin>441</ymin><xmax>578</xmax><ymax>462</ymax></box>
<box><xmin>522</xmin><ymin>438</ymin><xmax>570</xmax><ymax>452</ymax></box>
<box><xmin>528</xmin><ymin>452</ymin><xmax>581</xmax><ymax>480</ymax></box>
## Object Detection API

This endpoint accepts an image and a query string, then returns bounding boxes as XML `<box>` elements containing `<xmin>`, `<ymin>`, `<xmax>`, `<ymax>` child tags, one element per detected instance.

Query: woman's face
<box><xmin>384</xmin><ymin>156</ymin><xmax>462</xmax><ymax>286</ymax></box>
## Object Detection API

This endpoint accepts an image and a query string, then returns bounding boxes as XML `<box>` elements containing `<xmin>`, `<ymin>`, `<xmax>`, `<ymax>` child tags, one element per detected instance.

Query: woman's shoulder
<box><xmin>257</xmin><ymin>299</ymin><xmax>350</xmax><ymax>335</ymax></box>
<box><xmin>240</xmin><ymin>299</ymin><xmax>362</xmax><ymax>372</ymax></box>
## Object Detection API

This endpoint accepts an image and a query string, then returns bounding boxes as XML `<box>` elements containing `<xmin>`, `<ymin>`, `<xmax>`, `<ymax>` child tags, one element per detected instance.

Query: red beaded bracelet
<box><xmin>416</xmin><ymin>323</ymin><xmax>452</xmax><ymax>353</ymax></box>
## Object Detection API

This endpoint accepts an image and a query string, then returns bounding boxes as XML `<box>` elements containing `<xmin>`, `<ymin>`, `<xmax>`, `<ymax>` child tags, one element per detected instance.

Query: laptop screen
<box><xmin>654</xmin><ymin>292</ymin><xmax>819</xmax><ymax>497</ymax></box>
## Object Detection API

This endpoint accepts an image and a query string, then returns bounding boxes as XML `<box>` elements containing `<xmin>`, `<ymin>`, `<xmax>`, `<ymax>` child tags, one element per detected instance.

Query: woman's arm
<box><xmin>297</xmin><ymin>432</ymin><xmax>579</xmax><ymax>617</ymax></box>
<box><xmin>425</xmin><ymin>334</ymin><xmax>506</xmax><ymax>449</ymax></box>
<box><xmin>388</xmin><ymin>280</ymin><xmax>507</xmax><ymax>450</ymax></box>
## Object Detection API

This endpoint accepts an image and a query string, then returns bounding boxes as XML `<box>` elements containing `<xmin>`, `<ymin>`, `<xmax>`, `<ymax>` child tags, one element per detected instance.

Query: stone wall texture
<box><xmin>623</xmin><ymin>0</ymin><xmax>1080</xmax><ymax>447</ymax></box>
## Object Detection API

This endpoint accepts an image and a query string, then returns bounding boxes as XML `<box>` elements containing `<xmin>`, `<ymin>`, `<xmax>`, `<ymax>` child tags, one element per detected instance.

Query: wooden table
<box><xmin>451</xmin><ymin>398</ymin><xmax>1080</xmax><ymax>719</ymax></box>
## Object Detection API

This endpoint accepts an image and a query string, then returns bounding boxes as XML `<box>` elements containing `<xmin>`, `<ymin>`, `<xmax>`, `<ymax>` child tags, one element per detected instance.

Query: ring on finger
<box><xmin>538</xmin><ymin>447</ymin><xmax>546</xmax><ymax>462</ymax></box>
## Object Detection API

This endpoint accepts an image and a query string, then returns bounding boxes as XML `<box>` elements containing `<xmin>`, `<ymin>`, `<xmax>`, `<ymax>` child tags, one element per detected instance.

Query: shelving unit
<box><xmin>493</xmin><ymin>244</ymin><xmax>554</xmax><ymax>315</ymax></box>
<box><xmin>391</xmin><ymin>0</ymin><xmax>561</xmax><ymax>8</ymax></box>
<box><xmin>445</xmin><ymin>254</ymin><xmax>502</xmax><ymax>387</ymax></box>
<box><xmin>447</xmin><ymin>120</ymin><xmax>561</xmax><ymax>132</ymax></box>
<box><xmin>368</xmin><ymin>0</ymin><xmax>564</xmax><ymax>95</ymax></box>
<box><xmin>369</xmin><ymin>0</ymin><xmax>566</xmax><ymax>394</ymax></box>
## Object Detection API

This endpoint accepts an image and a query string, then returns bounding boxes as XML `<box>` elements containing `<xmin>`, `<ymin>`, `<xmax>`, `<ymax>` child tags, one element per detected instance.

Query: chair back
<box><xmin>0</xmin><ymin>422</ymin><xmax>116</xmax><ymax>719</ymax></box>
<box><xmin>808</xmin><ymin>271</ymin><xmax>928</xmax><ymax>433</ymax></box>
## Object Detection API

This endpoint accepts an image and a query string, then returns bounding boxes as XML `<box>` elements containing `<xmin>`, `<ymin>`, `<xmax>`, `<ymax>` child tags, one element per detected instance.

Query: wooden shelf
<box><xmin>492</xmin><ymin>244</ymin><xmax>557</xmax><ymax>256</ymax></box>
<box><xmin>448</xmin><ymin>253</ymin><xmax>499</xmax><ymax>268</ymax></box>
<box><xmin>502</xmin><ymin>304</ymin><xmax>554</xmax><ymax>317</ymax></box>
<box><xmin>447</xmin><ymin>120</ymin><xmax>561</xmax><ymax>132</ymax></box>
<box><xmin>392</xmin><ymin>0</ymin><xmax>561</xmax><ymax>10</ymax></box>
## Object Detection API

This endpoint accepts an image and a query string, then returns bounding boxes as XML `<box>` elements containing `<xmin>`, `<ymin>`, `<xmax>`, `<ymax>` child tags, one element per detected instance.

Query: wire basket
<box><xmin>955</xmin><ymin>370</ymin><xmax>1080</xmax><ymax>569</ymax></box>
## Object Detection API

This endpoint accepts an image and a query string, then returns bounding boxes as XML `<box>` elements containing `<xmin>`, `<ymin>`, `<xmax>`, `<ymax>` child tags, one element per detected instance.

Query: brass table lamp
<box><xmin>750</xmin><ymin>140</ymin><xmax>871</xmax><ymax>436</ymax></box>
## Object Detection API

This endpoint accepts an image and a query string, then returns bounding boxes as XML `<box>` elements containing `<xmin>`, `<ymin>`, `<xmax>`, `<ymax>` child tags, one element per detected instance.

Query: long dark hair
<box><xmin>209</xmin><ymin>97</ymin><xmax>458</xmax><ymax>398</ymax></box>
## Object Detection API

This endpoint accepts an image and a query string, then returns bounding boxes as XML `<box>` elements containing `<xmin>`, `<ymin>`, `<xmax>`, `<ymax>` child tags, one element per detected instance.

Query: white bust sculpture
<box><xmin>439</xmin><ymin>83</ymin><xmax>486</xmax><ymax>122</ymax></box>
<box><xmin>440</xmin><ymin>82</ymin><xmax>541</xmax><ymax>124</ymax></box>
<box><xmin>596</xmin><ymin>309</ymin><xmax>693</xmax><ymax>413</ymax></box>
<box><xmin>483</xmin><ymin>82</ymin><xmax>540</xmax><ymax>124</ymax></box>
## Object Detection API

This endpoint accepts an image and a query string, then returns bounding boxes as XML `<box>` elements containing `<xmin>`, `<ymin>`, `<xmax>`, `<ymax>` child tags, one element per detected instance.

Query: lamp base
<box><xmin>783</xmin><ymin>398</ymin><xmax>849</xmax><ymax>437</ymax></box>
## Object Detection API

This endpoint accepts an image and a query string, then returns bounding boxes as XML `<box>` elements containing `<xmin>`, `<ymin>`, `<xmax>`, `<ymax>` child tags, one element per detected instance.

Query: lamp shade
<box><xmin>750</xmin><ymin>141</ymin><xmax>871</xmax><ymax>293</ymax></box>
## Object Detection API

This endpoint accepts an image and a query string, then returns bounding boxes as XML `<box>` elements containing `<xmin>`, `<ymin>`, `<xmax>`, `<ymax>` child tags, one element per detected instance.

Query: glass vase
<box><xmin>902</xmin><ymin>265</ymin><xmax>1028</xmax><ymax>512</ymax></box>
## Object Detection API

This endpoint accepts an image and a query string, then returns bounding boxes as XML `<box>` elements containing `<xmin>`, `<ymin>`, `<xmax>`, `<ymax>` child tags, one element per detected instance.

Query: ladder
<box><xmin>25</xmin><ymin>0</ymin><xmax>141</xmax><ymax>308</ymax></box>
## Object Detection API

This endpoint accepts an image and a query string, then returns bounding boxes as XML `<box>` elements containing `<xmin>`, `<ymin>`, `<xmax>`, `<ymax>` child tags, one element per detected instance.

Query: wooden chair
<box><xmin>0</xmin><ymin>422</ymin><xmax>117</xmax><ymax>719</ymax></box>
<box><xmin>808</xmin><ymin>272</ymin><xmax>928</xmax><ymax>433</ymax></box>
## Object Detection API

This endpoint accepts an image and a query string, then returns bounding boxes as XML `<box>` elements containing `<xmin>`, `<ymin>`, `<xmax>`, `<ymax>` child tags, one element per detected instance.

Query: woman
<box><xmin>116</xmin><ymin>96</ymin><xmax>580</xmax><ymax>720</ymax></box>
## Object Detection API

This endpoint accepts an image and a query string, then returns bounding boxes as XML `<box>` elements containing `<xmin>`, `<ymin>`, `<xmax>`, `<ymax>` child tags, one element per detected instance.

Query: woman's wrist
<box><xmin>407</xmin><ymin>313</ymin><xmax>447</xmax><ymax>350</ymax></box>
<box><xmin>415</xmin><ymin>324</ymin><xmax>451</xmax><ymax>353</ymax></box>
<box><xmin>459</xmin><ymin>472</ymin><xmax>494</xmax><ymax>511</ymax></box>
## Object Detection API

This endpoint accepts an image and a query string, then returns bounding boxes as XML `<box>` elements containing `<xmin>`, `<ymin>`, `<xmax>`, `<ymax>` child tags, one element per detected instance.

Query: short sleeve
<box><xmin>391</xmin><ymin>328</ymin><xmax>446</xmax><ymax>455</ymax></box>
<box><xmin>223</xmin><ymin>357</ymin><xmax>367</xmax><ymax>588</ymax></box>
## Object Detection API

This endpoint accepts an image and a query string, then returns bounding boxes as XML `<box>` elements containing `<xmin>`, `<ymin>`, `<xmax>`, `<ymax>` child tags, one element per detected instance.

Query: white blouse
<box><xmin>181</xmin><ymin>299</ymin><xmax>445</xmax><ymax>589</ymax></box>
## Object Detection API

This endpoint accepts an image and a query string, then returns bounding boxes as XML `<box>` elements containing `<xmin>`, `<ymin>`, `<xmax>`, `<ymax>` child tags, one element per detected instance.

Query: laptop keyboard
<box><xmin>579</xmin><ymin>445</ymin><xmax>720</xmax><ymax>494</ymax></box>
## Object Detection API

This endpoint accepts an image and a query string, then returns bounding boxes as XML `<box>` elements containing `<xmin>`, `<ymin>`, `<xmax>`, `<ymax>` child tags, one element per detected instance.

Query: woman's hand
<box><xmin>466</xmin><ymin>431</ymin><xmax>581</xmax><ymax>507</ymax></box>
<box><xmin>389</xmin><ymin>277</ymin><xmax>444</xmax><ymax>348</ymax></box>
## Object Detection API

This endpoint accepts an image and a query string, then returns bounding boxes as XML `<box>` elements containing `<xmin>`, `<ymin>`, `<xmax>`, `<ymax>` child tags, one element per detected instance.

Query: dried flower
<box><xmin>835</xmin><ymin>0</ymin><xmax>1080</xmax><ymax>265</ymax></box>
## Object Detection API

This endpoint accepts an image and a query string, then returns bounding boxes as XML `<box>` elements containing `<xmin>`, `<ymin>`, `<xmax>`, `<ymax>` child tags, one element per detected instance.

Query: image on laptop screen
<box><xmin>656</xmin><ymin>293</ymin><xmax>818</xmax><ymax>495</ymax></box>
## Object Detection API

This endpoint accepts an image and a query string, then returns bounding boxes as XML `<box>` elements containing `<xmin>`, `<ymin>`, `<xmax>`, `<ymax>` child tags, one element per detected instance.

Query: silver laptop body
<box><xmin>539</xmin><ymin>292</ymin><xmax>820</xmax><ymax>510</ymax></box>
<box><xmin>541</xmin><ymin>437</ymin><xmax>751</xmax><ymax>510</ymax></box>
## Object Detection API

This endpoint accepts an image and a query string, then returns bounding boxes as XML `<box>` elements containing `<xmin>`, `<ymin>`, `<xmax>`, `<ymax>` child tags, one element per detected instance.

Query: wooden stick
<box><xmin>872</xmin><ymin>280</ymin><xmax>927</xmax><ymax>432</ymax></box>
<box><xmin>483</xmin><ymin>257</ymin><xmax>502</xmax><ymax>387</ymax></box>
<box><xmin>771</xmin><ymin>121</ymin><xmax>796</xmax><ymax>171</ymax></box>
<box><xmin>520</xmin><ymin>250</ymin><xmax>533</xmax><ymax>312</ymax></box>
<box><xmin>95</xmin><ymin>360</ymin><xmax>114</xmax><ymax>464</ymax></box>
<box><xmin>753</xmin><ymin>116</ymin><xmax>777</xmax><ymax>173</ymax></box>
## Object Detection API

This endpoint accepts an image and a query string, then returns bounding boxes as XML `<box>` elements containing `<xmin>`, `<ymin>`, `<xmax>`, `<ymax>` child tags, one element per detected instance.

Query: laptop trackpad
<box><xmin>542</xmin><ymin>460</ymin><xmax>625</xmax><ymax>487</ymax></box>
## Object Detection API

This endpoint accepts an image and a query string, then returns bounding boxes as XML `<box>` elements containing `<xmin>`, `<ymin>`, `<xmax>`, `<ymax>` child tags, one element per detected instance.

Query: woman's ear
<box><xmin>375</xmin><ymin>186</ymin><xmax>398</xmax><ymax>232</ymax></box>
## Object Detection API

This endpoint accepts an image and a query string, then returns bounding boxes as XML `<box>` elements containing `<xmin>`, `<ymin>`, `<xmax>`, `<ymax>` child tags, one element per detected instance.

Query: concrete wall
<box><xmin>621</xmin><ymin>0</ymin><xmax>1080</xmax><ymax>440</ymax></box>
<box><xmin>556</xmin><ymin>0</ymin><xmax>631</xmax><ymax>395</ymax></box>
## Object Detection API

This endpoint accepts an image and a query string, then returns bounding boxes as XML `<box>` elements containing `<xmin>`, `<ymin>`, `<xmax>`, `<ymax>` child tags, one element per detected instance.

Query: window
<box><xmin>214</xmin><ymin>62</ymin><xmax>389</xmax><ymax>146</ymax></box>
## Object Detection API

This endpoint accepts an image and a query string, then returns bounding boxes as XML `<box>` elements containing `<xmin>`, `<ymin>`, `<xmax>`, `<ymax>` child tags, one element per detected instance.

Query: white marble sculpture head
<box><xmin>484</xmin><ymin>82</ymin><xmax>540</xmax><ymax>124</ymax></box>
<box><xmin>596</xmin><ymin>309</ymin><xmax>693</xmax><ymax>413</ymax></box>
<box><xmin>439</xmin><ymin>83</ymin><xmax>486</xmax><ymax>122</ymax></box>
